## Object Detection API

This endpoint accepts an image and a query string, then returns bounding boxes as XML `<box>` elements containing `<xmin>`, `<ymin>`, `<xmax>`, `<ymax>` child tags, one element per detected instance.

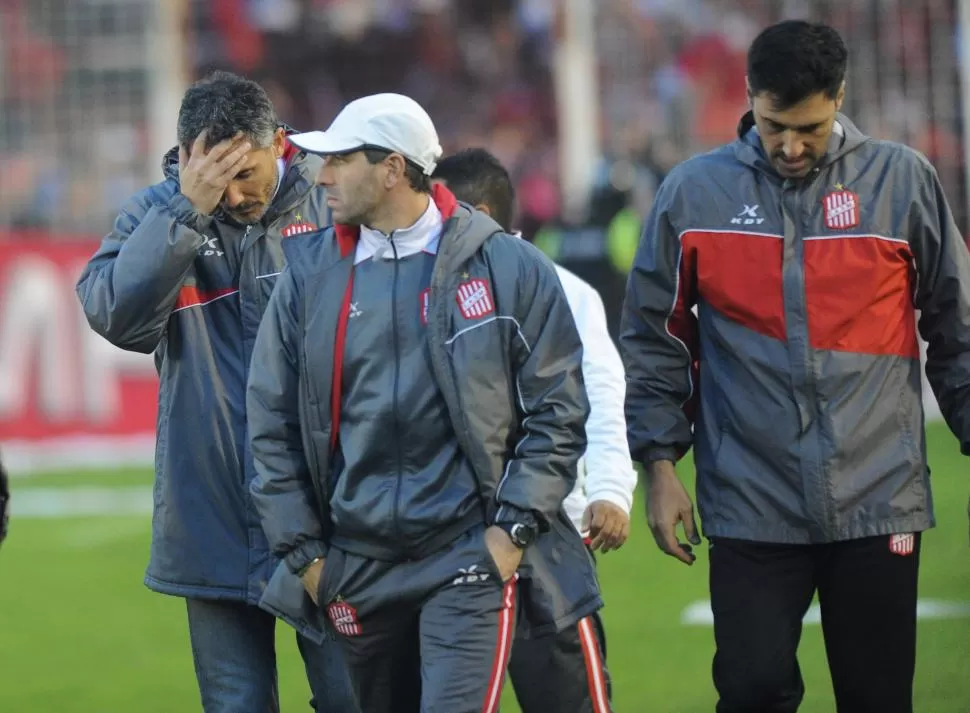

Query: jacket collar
<box><xmin>734</xmin><ymin>110</ymin><xmax>869</xmax><ymax>179</ymax></box>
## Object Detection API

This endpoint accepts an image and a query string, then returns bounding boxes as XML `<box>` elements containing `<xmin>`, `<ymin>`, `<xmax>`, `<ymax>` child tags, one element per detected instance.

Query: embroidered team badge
<box><xmin>419</xmin><ymin>288</ymin><xmax>431</xmax><ymax>326</ymax></box>
<box><xmin>456</xmin><ymin>278</ymin><xmax>495</xmax><ymax>320</ymax></box>
<box><xmin>823</xmin><ymin>185</ymin><xmax>860</xmax><ymax>230</ymax></box>
<box><xmin>281</xmin><ymin>221</ymin><xmax>317</xmax><ymax>238</ymax></box>
<box><xmin>889</xmin><ymin>533</ymin><xmax>915</xmax><ymax>556</ymax></box>
<box><xmin>327</xmin><ymin>598</ymin><xmax>362</xmax><ymax>636</ymax></box>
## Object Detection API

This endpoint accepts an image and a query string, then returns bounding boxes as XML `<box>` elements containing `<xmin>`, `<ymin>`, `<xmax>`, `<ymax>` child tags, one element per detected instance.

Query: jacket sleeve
<box><xmin>911</xmin><ymin>158</ymin><xmax>970</xmax><ymax>454</ymax></box>
<box><xmin>618</xmin><ymin>174</ymin><xmax>699</xmax><ymax>465</ymax></box>
<box><xmin>568</xmin><ymin>279</ymin><xmax>637</xmax><ymax>514</ymax></box>
<box><xmin>494</xmin><ymin>242</ymin><xmax>590</xmax><ymax>529</ymax></box>
<box><xmin>247</xmin><ymin>265</ymin><xmax>328</xmax><ymax>574</ymax></box>
<box><xmin>75</xmin><ymin>189</ymin><xmax>211</xmax><ymax>354</ymax></box>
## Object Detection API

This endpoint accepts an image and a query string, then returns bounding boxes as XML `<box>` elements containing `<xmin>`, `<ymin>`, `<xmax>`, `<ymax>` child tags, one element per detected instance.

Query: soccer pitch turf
<box><xmin>2</xmin><ymin>422</ymin><xmax>969</xmax><ymax>712</ymax></box>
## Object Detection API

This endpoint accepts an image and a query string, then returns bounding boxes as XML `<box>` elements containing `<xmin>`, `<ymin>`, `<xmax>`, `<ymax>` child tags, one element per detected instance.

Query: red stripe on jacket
<box><xmin>803</xmin><ymin>235</ymin><xmax>918</xmax><ymax>359</ymax></box>
<box><xmin>174</xmin><ymin>286</ymin><xmax>238</xmax><ymax>311</ymax></box>
<box><xmin>680</xmin><ymin>230</ymin><xmax>917</xmax><ymax>359</ymax></box>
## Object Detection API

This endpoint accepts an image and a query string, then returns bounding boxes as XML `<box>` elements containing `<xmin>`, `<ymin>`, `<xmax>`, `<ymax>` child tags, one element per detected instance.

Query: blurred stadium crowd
<box><xmin>1</xmin><ymin>0</ymin><xmax>965</xmax><ymax>243</ymax></box>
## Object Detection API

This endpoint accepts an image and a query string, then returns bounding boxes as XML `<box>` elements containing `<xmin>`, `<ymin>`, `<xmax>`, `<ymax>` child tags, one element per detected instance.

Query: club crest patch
<box><xmin>327</xmin><ymin>599</ymin><xmax>362</xmax><ymax>636</ymax></box>
<box><xmin>281</xmin><ymin>221</ymin><xmax>317</xmax><ymax>238</ymax></box>
<box><xmin>889</xmin><ymin>533</ymin><xmax>915</xmax><ymax>556</ymax></box>
<box><xmin>456</xmin><ymin>278</ymin><xmax>495</xmax><ymax>320</ymax></box>
<box><xmin>823</xmin><ymin>188</ymin><xmax>859</xmax><ymax>230</ymax></box>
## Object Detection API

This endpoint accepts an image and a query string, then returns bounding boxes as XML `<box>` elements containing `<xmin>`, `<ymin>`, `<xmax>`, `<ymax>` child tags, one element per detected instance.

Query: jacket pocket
<box><xmin>516</xmin><ymin>511</ymin><xmax>601</xmax><ymax>636</ymax></box>
<box><xmin>474</xmin><ymin>526</ymin><xmax>511</xmax><ymax>587</ymax></box>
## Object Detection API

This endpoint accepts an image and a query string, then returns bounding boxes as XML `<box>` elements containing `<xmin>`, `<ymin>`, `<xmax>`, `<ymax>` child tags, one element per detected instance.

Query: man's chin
<box><xmin>773</xmin><ymin>159</ymin><xmax>815</xmax><ymax>179</ymax></box>
<box><xmin>225</xmin><ymin>206</ymin><xmax>266</xmax><ymax>224</ymax></box>
<box><xmin>330</xmin><ymin>210</ymin><xmax>363</xmax><ymax>226</ymax></box>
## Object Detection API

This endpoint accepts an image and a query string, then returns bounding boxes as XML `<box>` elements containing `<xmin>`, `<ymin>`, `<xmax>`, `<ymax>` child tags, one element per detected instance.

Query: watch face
<box><xmin>511</xmin><ymin>523</ymin><xmax>533</xmax><ymax>546</ymax></box>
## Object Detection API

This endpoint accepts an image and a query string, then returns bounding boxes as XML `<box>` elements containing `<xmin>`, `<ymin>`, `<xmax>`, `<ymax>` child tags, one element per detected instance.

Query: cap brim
<box><xmin>289</xmin><ymin>130</ymin><xmax>362</xmax><ymax>156</ymax></box>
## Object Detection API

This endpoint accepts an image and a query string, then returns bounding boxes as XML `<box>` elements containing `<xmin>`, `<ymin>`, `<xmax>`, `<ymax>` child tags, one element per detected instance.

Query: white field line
<box><xmin>11</xmin><ymin>486</ymin><xmax>153</xmax><ymax>518</ymax></box>
<box><xmin>681</xmin><ymin>598</ymin><xmax>970</xmax><ymax>625</ymax></box>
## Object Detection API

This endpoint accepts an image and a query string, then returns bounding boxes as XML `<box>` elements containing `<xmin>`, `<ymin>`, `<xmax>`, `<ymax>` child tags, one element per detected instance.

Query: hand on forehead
<box><xmin>199</xmin><ymin>130</ymin><xmax>249</xmax><ymax>155</ymax></box>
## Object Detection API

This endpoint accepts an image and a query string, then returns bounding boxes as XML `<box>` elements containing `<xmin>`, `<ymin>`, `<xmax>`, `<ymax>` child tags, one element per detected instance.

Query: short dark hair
<box><xmin>362</xmin><ymin>148</ymin><xmax>431</xmax><ymax>194</ymax></box>
<box><xmin>177</xmin><ymin>71</ymin><xmax>279</xmax><ymax>151</ymax></box>
<box><xmin>432</xmin><ymin>148</ymin><xmax>515</xmax><ymax>231</ymax></box>
<box><xmin>747</xmin><ymin>21</ymin><xmax>848</xmax><ymax>109</ymax></box>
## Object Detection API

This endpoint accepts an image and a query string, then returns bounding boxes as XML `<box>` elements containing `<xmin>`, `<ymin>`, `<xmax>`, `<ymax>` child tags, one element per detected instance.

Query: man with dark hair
<box><xmin>434</xmin><ymin>147</ymin><xmax>635</xmax><ymax>713</ymax></box>
<box><xmin>76</xmin><ymin>71</ymin><xmax>356</xmax><ymax>713</ymax></box>
<box><xmin>247</xmin><ymin>94</ymin><xmax>602</xmax><ymax>713</ymax></box>
<box><xmin>432</xmin><ymin>149</ymin><xmax>515</xmax><ymax>229</ymax></box>
<box><xmin>621</xmin><ymin>19</ymin><xmax>970</xmax><ymax>713</ymax></box>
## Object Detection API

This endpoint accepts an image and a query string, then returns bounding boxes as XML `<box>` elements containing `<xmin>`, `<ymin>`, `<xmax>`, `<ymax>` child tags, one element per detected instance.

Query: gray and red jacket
<box><xmin>620</xmin><ymin>111</ymin><xmax>970</xmax><ymax>544</ymax></box>
<box><xmin>247</xmin><ymin>185</ymin><xmax>602</xmax><ymax>642</ymax></box>
<box><xmin>76</xmin><ymin>138</ymin><xmax>327</xmax><ymax>603</ymax></box>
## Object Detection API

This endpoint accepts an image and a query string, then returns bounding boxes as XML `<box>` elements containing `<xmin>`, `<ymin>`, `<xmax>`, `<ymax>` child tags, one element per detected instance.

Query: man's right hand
<box><xmin>178</xmin><ymin>130</ymin><xmax>252</xmax><ymax>215</ymax></box>
<box><xmin>300</xmin><ymin>557</ymin><xmax>325</xmax><ymax>605</ymax></box>
<box><xmin>645</xmin><ymin>459</ymin><xmax>701</xmax><ymax>565</ymax></box>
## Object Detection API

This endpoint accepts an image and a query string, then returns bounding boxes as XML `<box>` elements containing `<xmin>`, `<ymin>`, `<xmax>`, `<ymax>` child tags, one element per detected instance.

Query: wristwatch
<box><xmin>496</xmin><ymin>521</ymin><xmax>538</xmax><ymax>549</ymax></box>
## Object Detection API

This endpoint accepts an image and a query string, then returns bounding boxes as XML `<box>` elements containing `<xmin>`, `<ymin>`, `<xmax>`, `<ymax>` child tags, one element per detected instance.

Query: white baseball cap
<box><xmin>289</xmin><ymin>93</ymin><xmax>443</xmax><ymax>175</ymax></box>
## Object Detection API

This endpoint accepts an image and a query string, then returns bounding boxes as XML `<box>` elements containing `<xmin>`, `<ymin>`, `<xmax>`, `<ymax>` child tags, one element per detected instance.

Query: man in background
<box><xmin>434</xmin><ymin>147</ymin><xmax>635</xmax><ymax>713</ymax></box>
<box><xmin>76</xmin><ymin>71</ymin><xmax>355</xmax><ymax>713</ymax></box>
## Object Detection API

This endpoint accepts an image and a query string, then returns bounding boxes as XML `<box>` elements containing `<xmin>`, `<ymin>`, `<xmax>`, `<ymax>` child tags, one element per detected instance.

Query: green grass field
<box><xmin>2</xmin><ymin>421</ymin><xmax>969</xmax><ymax>712</ymax></box>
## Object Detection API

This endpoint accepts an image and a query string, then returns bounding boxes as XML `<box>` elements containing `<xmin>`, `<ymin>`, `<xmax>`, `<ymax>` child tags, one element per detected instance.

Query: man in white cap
<box><xmin>246</xmin><ymin>93</ymin><xmax>603</xmax><ymax>713</ymax></box>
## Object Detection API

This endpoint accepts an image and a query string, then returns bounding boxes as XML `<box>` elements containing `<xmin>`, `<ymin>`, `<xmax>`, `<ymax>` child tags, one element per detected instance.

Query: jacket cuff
<box><xmin>283</xmin><ymin>539</ymin><xmax>329</xmax><ymax>576</ymax></box>
<box><xmin>643</xmin><ymin>446</ymin><xmax>679</xmax><ymax>465</ymax></box>
<box><xmin>167</xmin><ymin>192</ymin><xmax>213</xmax><ymax>234</ymax></box>
<box><xmin>494</xmin><ymin>504</ymin><xmax>540</xmax><ymax>529</ymax></box>
<box><xmin>584</xmin><ymin>483</ymin><xmax>634</xmax><ymax>516</ymax></box>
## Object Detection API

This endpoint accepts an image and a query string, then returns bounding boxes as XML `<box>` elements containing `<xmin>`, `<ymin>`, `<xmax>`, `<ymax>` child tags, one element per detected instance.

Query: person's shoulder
<box><xmin>858</xmin><ymin>138</ymin><xmax>936</xmax><ymax>176</ymax></box>
<box><xmin>484</xmin><ymin>232</ymin><xmax>558</xmax><ymax>274</ymax></box>
<box><xmin>670</xmin><ymin>144</ymin><xmax>740</xmax><ymax>179</ymax></box>
<box><xmin>553</xmin><ymin>264</ymin><xmax>607</xmax><ymax>327</ymax></box>
<box><xmin>119</xmin><ymin>178</ymin><xmax>179</xmax><ymax>215</ymax></box>
<box><xmin>280</xmin><ymin>225</ymin><xmax>339</xmax><ymax>269</ymax></box>
<box><xmin>843</xmin><ymin>138</ymin><xmax>942</xmax><ymax>197</ymax></box>
<box><xmin>553</xmin><ymin>264</ymin><xmax>600</xmax><ymax>304</ymax></box>
<box><xmin>653</xmin><ymin>144</ymin><xmax>743</xmax><ymax>204</ymax></box>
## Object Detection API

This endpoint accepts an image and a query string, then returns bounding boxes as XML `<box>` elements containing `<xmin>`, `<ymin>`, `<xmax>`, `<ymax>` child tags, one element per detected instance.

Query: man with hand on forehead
<box><xmin>76</xmin><ymin>71</ymin><xmax>356</xmax><ymax>713</ymax></box>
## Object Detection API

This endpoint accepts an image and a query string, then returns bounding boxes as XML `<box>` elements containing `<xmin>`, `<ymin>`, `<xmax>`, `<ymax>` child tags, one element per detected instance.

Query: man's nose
<box><xmin>782</xmin><ymin>132</ymin><xmax>804</xmax><ymax>159</ymax></box>
<box><xmin>318</xmin><ymin>163</ymin><xmax>335</xmax><ymax>186</ymax></box>
<box><xmin>223</xmin><ymin>183</ymin><xmax>245</xmax><ymax>207</ymax></box>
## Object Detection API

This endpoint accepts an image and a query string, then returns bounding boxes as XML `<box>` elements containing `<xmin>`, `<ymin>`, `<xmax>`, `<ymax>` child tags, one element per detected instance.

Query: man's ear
<box><xmin>272</xmin><ymin>127</ymin><xmax>287</xmax><ymax>158</ymax></box>
<box><xmin>383</xmin><ymin>154</ymin><xmax>408</xmax><ymax>189</ymax></box>
<box><xmin>475</xmin><ymin>203</ymin><xmax>492</xmax><ymax>217</ymax></box>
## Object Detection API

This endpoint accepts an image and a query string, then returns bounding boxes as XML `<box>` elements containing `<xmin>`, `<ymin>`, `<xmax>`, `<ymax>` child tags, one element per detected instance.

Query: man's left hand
<box><xmin>583</xmin><ymin>500</ymin><xmax>630</xmax><ymax>553</ymax></box>
<box><xmin>485</xmin><ymin>525</ymin><xmax>524</xmax><ymax>581</ymax></box>
<box><xmin>300</xmin><ymin>558</ymin><xmax>325</xmax><ymax>605</ymax></box>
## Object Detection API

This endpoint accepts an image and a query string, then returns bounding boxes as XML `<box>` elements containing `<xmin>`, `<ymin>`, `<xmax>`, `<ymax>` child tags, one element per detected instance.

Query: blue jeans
<box><xmin>186</xmin><ymin>598</ymin><xmax>359</xmax><ymax>713</ymax></box>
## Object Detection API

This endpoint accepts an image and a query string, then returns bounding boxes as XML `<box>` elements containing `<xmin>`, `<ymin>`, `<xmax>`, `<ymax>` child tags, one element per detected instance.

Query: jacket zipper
<box><xmin>239</xmin><ymin>224</ymin><xmax>254</xmax><ymax>487</ymax></box>
<box><xmin>782</xmin><ymin>172</ymin><xmax>833</xmax><ymax>536</ymax></box>
<box><xmin>390</xmin><ymin>240</ymin><xmax>406</xmax><ymax>550</ymax></box>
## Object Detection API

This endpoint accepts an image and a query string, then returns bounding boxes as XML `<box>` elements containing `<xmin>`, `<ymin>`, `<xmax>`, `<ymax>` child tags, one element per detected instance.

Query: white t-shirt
<box><xmin>553</xmin><ymin>264</ymin><xmax>638</xmax><ymax>534</ymax></box>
